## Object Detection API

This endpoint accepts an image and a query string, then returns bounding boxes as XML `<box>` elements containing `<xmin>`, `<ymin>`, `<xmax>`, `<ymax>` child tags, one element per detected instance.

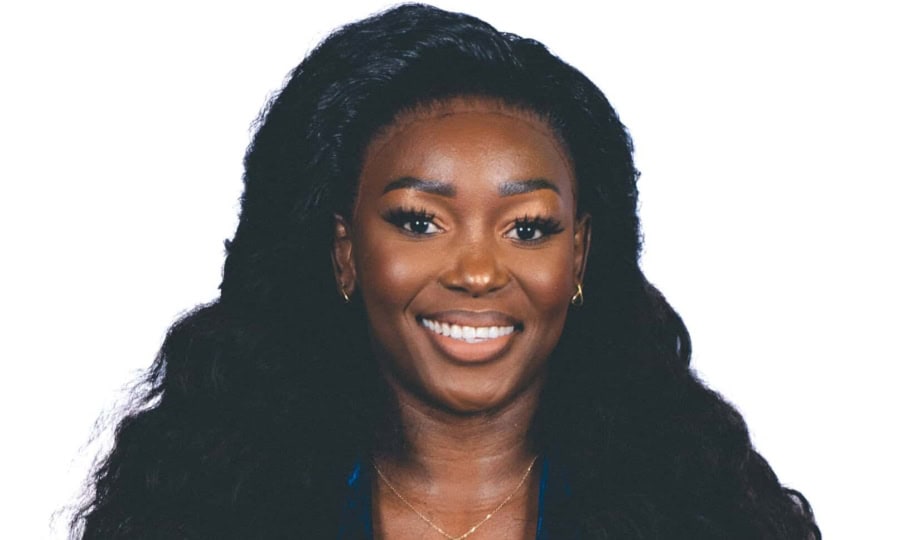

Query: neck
<box><xmin>370</xmin><ymin>376</ymin><xmax>544</xmax><ymax>538</ymax></box>
<box><xmin>374</xmin><ymin>377</ymin><xmax>542</xmax><ymax>489</ymax></box>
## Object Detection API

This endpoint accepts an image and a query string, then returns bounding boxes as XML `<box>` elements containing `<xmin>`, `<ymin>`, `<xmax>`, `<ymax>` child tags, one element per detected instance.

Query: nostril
<box><xmin>439</xmin><ymin>250</ymin><xmax>509</xmax><ymax>296</ymax></box>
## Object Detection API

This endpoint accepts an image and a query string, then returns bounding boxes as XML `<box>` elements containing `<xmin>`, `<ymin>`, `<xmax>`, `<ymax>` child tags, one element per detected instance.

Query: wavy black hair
<box><xmin>73</xmin><ymin>4</ymin><xmax>820</xmax><ymax>538</ymax></box>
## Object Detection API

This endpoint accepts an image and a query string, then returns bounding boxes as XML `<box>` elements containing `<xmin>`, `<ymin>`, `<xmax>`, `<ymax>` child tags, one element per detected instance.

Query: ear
<box><xmin>331</xmin><ymin>214</ymin><xmax>357</xmax><ymax>299</ymax></box>
<box><xmin>573</xmin><ymin>213</ymin><xmax>592</xmax><ymax>284</ymax></box>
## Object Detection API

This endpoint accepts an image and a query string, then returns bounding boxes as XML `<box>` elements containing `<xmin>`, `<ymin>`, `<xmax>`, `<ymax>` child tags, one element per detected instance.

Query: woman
<box><xmin>74</xmin><ymin>4</ymin><xmax>820</xmax><ymax>539</ymax></box>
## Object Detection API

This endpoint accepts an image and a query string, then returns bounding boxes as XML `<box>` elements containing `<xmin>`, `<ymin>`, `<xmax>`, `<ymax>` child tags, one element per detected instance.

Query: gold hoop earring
<box><xmin>571</xmin><ymin>282</ymin><xmax>584</xmax><ymax>307</ymax></box>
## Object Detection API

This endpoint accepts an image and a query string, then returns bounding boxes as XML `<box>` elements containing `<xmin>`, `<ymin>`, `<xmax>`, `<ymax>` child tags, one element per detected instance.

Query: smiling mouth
<box><xmin>420</xmin><ymin>317</ymin><xmax>516</xmax><ymax>343</ymax></box>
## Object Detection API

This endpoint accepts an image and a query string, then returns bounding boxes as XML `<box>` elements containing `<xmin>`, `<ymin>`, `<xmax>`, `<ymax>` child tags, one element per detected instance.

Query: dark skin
<box><xmin>333</xmin><ymin>98</ymin><xmax>591</xmax><ymax>539</ymax></box>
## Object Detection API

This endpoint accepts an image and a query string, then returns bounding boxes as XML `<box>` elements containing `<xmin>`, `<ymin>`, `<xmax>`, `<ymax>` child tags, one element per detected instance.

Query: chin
<box><xmin>437</xmin><ymin>394</ymin><xmax>504</xmax><ymax>416</ymax></box>
<box><xmin>427</xmin><ymin>375</ymin><xmax>538</xmax><ymax>417</ymax></box>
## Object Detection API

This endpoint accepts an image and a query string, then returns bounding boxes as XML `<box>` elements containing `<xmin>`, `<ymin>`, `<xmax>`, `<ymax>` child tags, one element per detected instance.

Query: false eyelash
<box><xmin>381</xmin><ymin>206</ymin><xmax>436</xmax><ymax>227</ymax></box>
<box><xmin>514</xmin><ymin>215</ymin><xmax>564</xmax><ymax>235</ymax></box>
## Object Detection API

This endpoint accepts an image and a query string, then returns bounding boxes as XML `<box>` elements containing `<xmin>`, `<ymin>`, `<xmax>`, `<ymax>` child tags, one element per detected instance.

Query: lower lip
<box><xmin>420</xmin><ymin>321</ymin><xmax>518</xmax><ymax>364</ymax></box>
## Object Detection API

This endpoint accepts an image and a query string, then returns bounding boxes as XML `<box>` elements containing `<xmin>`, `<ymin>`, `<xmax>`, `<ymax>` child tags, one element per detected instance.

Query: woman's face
<box><xmin>334</xmin><ymin>99</ymin><xmax>589</xmax><ymax>414</ymax></box>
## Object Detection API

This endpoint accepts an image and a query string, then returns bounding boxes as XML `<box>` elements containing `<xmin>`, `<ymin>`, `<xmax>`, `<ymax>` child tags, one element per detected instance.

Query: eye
<box><xmin>403</xmin><ymin>217</ymin><xmax>440</xmax><ymax>235</ymax></box>
<box><xmin>511</xmin><ymin>222</ymin><xmax>544</xmax><ymax>241</ymax></box>
<box><xmin>505</xmin><ymin>216</ymin><xmax>564</xmax><ymax>244</ymax></box>
<box><xmin>382</xmin><ymin>207</ymin><xmax>442</xmax><ymax>236</ymax></box>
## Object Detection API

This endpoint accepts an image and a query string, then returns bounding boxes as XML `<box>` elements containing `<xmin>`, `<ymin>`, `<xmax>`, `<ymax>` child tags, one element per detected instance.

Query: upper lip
<box><xmin>418</xmin><ymin>310</ymin><xmax>522</xmax><ymax>329</ymax></box>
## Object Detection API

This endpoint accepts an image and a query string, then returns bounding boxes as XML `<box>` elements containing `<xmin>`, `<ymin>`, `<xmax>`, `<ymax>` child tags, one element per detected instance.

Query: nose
<box><xmin>438</xmin><ymin>243</ymin><xmax>510</xmax><ymax>297</ymax></box>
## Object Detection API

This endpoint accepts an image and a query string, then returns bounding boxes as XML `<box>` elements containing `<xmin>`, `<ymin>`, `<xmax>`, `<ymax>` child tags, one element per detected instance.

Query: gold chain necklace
<box><xmin>372</xmin><ymin>455</ymin><xmax>539</xmax><ymax>540</ymax></box>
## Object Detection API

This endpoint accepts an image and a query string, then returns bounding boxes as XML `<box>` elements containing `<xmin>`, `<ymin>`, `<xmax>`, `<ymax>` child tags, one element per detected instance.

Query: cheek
<box><xmin>513</xmin><ymin>248</ymin><xmax>576</xmax><ymax>311</ymax></box>
<box><xmin>355</xmin><ymin>235</ymin><xmax>431</xmax><ymax>309</ymax></box>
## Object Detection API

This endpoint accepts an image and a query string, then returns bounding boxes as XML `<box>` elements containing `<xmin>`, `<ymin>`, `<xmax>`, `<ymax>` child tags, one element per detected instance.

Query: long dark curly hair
<box><xmin>73</xmin><ymin>4</ymin><xmax>820</xmax><ymax>539</ymax></box>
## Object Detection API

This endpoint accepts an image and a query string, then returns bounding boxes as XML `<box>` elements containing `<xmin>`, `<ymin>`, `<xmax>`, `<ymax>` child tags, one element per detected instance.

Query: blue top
<box><xmin>337</xmin><ymin>456</ymin><xmax>574</xmax><ymax>539</ymax></box>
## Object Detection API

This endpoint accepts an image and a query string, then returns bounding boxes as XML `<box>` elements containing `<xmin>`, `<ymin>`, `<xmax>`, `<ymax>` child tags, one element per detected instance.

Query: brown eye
<box><xmin>505</xmin><ymin>216</ymin><xmax>564</xmax><ymax>243</ymax></box>
<box><xmin>403</xmin><ymin>218</ymin><xmax>438</xmax><ymax>234</ymax></box>
<box><xmin>513</xmin><ymin>223</ymin><xmax>542</xmax><ymax>241</ymax></box>
<box><xmin>383</xmin><ymin>207</ymin><xmax>441</xmax><ymax>236</ymax></box>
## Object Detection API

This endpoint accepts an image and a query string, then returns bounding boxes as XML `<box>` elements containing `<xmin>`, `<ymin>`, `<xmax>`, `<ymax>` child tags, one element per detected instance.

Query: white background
<box><xmin>2</xmin><ymin>1</ymin><xmax>907</xmax><ymax>538</ymax></box>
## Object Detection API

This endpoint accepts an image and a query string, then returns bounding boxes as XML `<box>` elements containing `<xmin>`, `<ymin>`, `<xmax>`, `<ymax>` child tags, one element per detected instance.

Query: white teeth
<box><xmin>421</xmin><ymin>318</ymin><xmax>515</xmax><ymax>343</ymax></box>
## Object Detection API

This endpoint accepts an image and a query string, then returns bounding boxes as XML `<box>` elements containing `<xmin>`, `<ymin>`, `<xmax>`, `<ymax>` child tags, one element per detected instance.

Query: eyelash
<box><xmin>382</xmin><ymin>207</ymin><xmax>440</xmax><ymax>236</ymax></box>
<box><xmin>507</xmin><ymin>215</ymin><xmax>564</xmax><ymax>244</ymax></box>
<box><xmin>381</xmin><ymin>206</ymin><xmax>564</xmax><ymax>244</ymax></box>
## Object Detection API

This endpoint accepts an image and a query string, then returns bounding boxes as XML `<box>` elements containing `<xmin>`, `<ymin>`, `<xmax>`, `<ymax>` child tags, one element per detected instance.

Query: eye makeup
<box><xmin>381</xmin><ymin>206</ymin><xmax>440</xmax><ymax>235</ymax></box>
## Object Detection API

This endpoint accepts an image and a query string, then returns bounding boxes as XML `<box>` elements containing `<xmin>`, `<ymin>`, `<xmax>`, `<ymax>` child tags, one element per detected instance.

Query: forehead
<box><xmin>359</xmin><ymin>98</ymin><xmax>575</xmax><ymax>195</ymax></box>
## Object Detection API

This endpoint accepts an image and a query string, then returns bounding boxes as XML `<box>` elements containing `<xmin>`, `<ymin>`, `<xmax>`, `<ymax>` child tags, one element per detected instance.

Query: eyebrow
<box><xmin>382</xmin><ymin>176</ymin><xmax>456</xmax><ymax>197</ymax></box>
<box><xmin>498</xmin><ymin>178</ymin><xmax>561</xmax><ymax>197</ymax></box>
<box><xmin>382</xmin><ymin>176</ymin><xmax>561</xmax><ymax>197</ymax></box>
